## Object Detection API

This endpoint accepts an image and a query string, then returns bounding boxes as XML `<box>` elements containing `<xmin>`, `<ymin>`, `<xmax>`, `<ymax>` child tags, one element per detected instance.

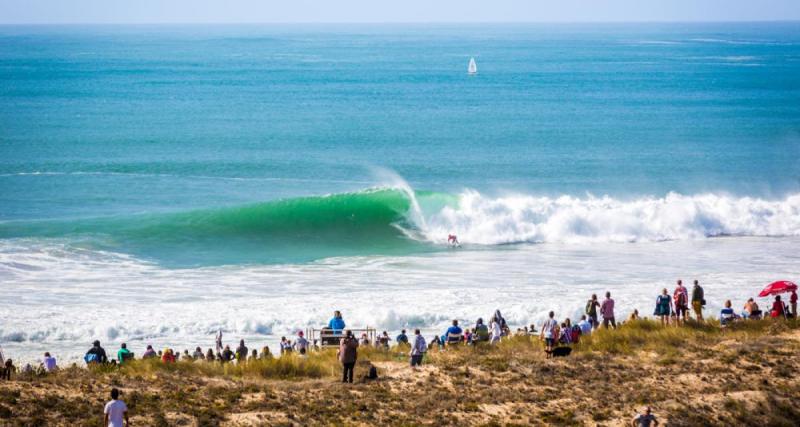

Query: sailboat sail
<box><xmin>468</xmin><ymin>57</ymin><xmax>477</xmax><ymax>74</ymax></box>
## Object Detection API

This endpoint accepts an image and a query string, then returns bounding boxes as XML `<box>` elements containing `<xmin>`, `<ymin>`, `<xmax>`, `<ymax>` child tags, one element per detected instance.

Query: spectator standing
<box><xmin>410</xmin><ymin>329</ymin><xmax>427</xmax><ymax>367</ymax></box>
<box><xmin>103</xmin><ymin>388</ymin><xmax>129</xmax><ymax>427</ymax></box>
<box><xmin>586</xmin><ymin>294</ymin><xmax>601</xmax><ymax>329</ymax></box>
<box><xmin>673</xmin><ymin>280</ymin><xmax>689</xmax><ymax>325</ymax></box>
<box><xmin>338</xmin><ymin>330</ymin><xmax>359</xmax><ymax>383</ymax></box>
<box><xmin>294</xmin><ymin>331</ymin><xmax>309</xmax><ymax>355</ymax></box>
<box><xmin>601</xmin><ymin>292</ymin><xmax>617</xmax><ymax>329</ymax></box>
<box><xmin>691</xmin><ymin>280</ymin><xmax>705</xmax><ymax>321</ymax></box>
<box><xmin>631</xmin><ymin>406</ymin><xmax>658</xmax><ymax>427</ymax></box>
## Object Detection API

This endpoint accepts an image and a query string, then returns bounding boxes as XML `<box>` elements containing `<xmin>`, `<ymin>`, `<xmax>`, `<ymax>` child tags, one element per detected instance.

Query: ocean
<box><xmin>1</xmin><ymin>23</ymin><xmax>799</xmax><ymax>362</ymax></box>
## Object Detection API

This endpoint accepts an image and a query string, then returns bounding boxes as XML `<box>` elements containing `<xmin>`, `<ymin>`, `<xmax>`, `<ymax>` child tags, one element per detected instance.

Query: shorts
<box><xmin>675</xmin><ymin>304</ymin><xmax>688</xmax><ymax>316</ymax></box>
<box><xmin>410</xmin><ymin>355</ymin><xmax>423</xmax><ymax>366</ymax></box>
<box><xmin>544</xmin><ymin>338</ymin><xmax>555</xmax><ymax>347</ymax></box>
<box><xmin>692</xmin><ymin>300</ymin><xmax>703</xmax><ymax>313</ymax></box>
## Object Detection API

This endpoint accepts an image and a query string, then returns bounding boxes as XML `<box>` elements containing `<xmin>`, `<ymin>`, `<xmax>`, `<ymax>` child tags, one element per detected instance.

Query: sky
<box><xmin>0</xmin><ymin>0</ymin><xmax>799</xmax><ymax>24</ymax></box>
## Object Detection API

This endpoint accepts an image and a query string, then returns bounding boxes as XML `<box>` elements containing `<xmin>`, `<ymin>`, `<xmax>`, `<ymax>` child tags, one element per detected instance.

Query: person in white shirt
<box><xmin>293</xmin><ymin>331</ymin><xmax>309</xmax><ymax>355</ymax></box>
<box><xmin>540</xmin><ymin>311</ymin><xmax>560</xmax><ymax>358</ymax></box>
<box><xmin>42</xmin><ymin>352</ymin><xmax>57</xmax><ymax>372</ymax></box>
<box><xmin>103</xmin><ymin>388</ymin><xmax>128</xmax><ymax>427</ymax></box>
<box><xmin>490</xmin><ymin>318</ymin><xmax>503</xmax><ymax>345</ymax></box>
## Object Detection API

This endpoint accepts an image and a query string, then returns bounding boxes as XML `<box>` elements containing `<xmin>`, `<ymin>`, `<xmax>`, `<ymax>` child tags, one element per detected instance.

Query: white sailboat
<box><xmin>468</xmin><ymin>57</ymin><xmax>477</xmax><ymax>74</ymax></box>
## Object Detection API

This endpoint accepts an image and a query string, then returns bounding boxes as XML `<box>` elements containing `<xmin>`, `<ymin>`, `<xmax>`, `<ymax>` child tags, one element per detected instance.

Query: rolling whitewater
<box><xmin>1</xmin><ymin>23</ymin><xmax>800</xmax><ymax>362</ymax></box>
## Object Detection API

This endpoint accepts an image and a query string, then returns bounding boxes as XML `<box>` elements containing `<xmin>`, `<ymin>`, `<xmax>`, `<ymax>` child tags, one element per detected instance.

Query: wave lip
<box><xmin>423</xmin><ymin>191</ymin><xmax>800</xmax><ymax>245</ymax></box>
<box><xmin>1</xmin><ymin>188</ymin><xmax>800</xmax><ymax>265</ymax></box>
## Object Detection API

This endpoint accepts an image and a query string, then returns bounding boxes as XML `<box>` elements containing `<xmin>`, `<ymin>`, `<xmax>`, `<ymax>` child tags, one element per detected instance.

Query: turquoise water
<box><xmin>1</xmin><ymin>23</ymin><xmax>800</xmax><ymax>265</ymax></box>
<box><xmin>2</xmin><ymin>24</ymin><xmax>800</xmax><ymax>362</ymax></box>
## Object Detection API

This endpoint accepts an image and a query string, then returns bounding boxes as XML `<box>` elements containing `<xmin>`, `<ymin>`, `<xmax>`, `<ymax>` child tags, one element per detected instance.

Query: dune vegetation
<box><xmin>1</xmin><ymin>318</ymin><xmax>799</xmax><ymax>426</ymax></box>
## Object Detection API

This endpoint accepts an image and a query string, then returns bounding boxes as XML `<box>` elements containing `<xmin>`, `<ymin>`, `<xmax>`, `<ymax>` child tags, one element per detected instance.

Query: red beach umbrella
<box><xmin>758</xmin><ymin>281</ymin><xmax>797</xmax><ymax>298</ymax></box>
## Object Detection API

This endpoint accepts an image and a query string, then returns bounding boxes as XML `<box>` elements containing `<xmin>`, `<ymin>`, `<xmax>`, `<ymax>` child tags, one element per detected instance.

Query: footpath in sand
<box><xmin>1</xmin><ymin>320</ymin><xmax>799</xmax><ymax>426</ymax></box>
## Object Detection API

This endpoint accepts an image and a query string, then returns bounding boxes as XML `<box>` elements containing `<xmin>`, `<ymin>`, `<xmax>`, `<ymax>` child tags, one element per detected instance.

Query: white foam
<box><xmin>1</xmin><ymin>235</ymin><xmax>799</xmax><ymax>364</ymax></box>
<box><xmin>421</xmin><ymin>191</ymin><xmax>800</xmax><ymax>245</ymax></box>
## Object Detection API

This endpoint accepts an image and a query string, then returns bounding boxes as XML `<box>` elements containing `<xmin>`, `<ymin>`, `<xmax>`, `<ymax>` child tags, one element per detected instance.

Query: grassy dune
<box><xmin>1</xmin><ymin>319</ymin><xmax>799</xmax><ymax>426</ymax></box>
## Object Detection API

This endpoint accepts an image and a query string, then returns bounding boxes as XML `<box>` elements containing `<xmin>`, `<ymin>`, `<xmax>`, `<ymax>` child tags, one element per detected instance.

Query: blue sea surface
<box><xmin>1</xmin><ymin>23</ymin><xmax>799</xmax><ymax>265</ymax></box>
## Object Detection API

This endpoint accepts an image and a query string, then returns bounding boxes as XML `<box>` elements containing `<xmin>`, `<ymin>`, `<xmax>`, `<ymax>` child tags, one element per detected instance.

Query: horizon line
<box><xmin>1</xmin><ymin>19</ymin><xmax>799</xmax><ymax>26</ymax></box>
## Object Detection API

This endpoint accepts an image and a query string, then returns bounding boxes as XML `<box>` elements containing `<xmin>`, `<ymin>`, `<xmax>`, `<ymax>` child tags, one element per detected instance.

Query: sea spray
<box><xmin>422</xmin><ymin>191</ymin><xmax>800</xmax><ymax>245</ymax></box>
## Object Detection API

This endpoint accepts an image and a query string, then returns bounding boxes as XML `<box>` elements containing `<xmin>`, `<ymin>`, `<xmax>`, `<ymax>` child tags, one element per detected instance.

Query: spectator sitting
<box><xmin>117</xmin><ymin>343</ymin><xmax>133</xmax><ymax>365</ymax></box>
<box><xmin>193</xmin><ymin>346</ymin><xmax>205</xmax><ymax>360</ymax></box>
<box><xmin>220</xmin><ymin>345</ymin><xmax>234</xmax><ymax>362</ymax></box>
<box><xmin>235</xmin><ymin>339</ymin><xmax>248</xmax><ymax>362</ymax></box>
<box><xmin>328</xmin><ymin>310</ymin><xmax>346</xmax><ymax>334</ymax></box>
<box><xmin>473</xmin><ymin>318</ymin><xmax>490</xmax><ymax>343</ymax></box>
<box><xmin>720</xmin><ymin>300</ymin><xmax>738</xmax><ymax>326</ymax></box>
<box><xmin>430</xmin><ymin>335</ymin><xmax>443</xmax><ymax>350</ymax></box>
<box><xmin>42</xmin><ymin>352</ymin><xmax>58</xmax><ymax>372</ymax></box>
<box><xmin>558</xmin><ymin>322</ymin><xmax>572</xmax><ymax>344</ymax></box>
<box><xmin>577</xmin><ymin>315</ymin><xmax>592</xmax><ymax>335</ymax></box>
<box><xmin>396</xmin><ymin>329</ymin><xmax>409</xmax><ymax>345</ymax></box>
<box><xmin>259</xmin><ymin>346</ymin><xmax>272</xmax><ymax>359</ymax></box>
<box><xmin>443</xmin><ymin>320</ymin><xmax>463</xmax><ymax>346</ymax></box>
<box><xmin>161</xmin><ymin>348</ymin><xmax>176</xmax><ymax>363</ymax></box>
<box><xmin>771</xmin><ymin>295</ymin><xmax>787</xmax><ymax>319</ymax></box>
<box><xmin>743</xmin><ymin>298</ymin><xmax>762</xmax><ymax>319</ymax></box>
<box><xmin>85</xmin><ymin>340</ymin><xmax>108</xmax><ymax>365</ymax></box>
<box><xmin>378</xmin><ymin>331</ymin><xmax>391</xmax><ymax>349</ymax></box>
<box><xmin>280</xmin><ymin>337</ymin><xmax>293</xmax><ymax>355</ymax></box>
<box><xmin>142</xmin><ymin>345</ymin><xmax>157</xmax><ymax>359</ymax></box>
<box><xmin>2</xmin><ymin>359</ymin><xmax>12</xmax><ymax>380</ymax></box>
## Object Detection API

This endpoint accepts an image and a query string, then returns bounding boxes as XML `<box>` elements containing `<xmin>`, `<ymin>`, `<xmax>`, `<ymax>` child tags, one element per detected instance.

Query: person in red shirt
<box><xmin>771</xmin><ymin>295</ymin><xmax>787</xmax><ymax>319</ymax></box>
<box><xmin>790</xmin><ymin>290</ymin><xmax>798</xmax><ymax>319</ymax></box>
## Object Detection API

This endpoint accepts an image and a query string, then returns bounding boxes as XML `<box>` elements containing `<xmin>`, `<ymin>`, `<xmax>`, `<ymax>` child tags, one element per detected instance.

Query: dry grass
<box><xmin>1</xmin><ymin>319</ymin><xmax>799</xmax><ymax>426</ymax></box>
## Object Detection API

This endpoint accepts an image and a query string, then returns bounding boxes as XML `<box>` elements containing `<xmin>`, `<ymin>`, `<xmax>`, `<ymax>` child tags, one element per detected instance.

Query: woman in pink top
<box><xmin>600</xmin><ymin>291</ymin><xmax>616</xmax><ymax>329</ymax></box>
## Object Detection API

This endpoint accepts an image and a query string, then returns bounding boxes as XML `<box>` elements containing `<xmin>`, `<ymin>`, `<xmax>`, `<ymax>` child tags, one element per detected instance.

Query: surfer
<box><xmin>447</xmin><ymin>234</ymin><xmax>460</xmax><ymax>247</ymax></box>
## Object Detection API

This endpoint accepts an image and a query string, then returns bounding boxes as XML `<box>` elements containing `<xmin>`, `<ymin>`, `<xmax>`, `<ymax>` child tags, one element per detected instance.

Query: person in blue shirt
<box><xmin>720</xmin><ymin>300</ymin><xmax>736</xmax><ymax>326</ymax></box>
<box><xmin>328</xmin><ymin>310</ymin><xmax>345</xmax><ymax>334</ymax></box>
<box><xmin>442</xmin><ymin>319</ymin><xmax>463</xmax><ymax>345</ymax></box>
<box><xmin>396</xmin><ymin>329</ymin><xmax>409</xmax><ymax>344</ymax></box>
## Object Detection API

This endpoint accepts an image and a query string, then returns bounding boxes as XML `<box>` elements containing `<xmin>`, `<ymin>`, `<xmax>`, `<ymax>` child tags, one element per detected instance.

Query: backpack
<box><xmin>571</xmin><ymin>325</ymin><xmax>581</xmax><ymax>343</ymax></box>
<box><xmin>368</xmin><ymin>365</ymin><xmax>378</xmax><ymax>379</ymax></box>
<box><xmin>84</xmin><ymin>353</ymin><xmax>98</xmax><ymax>364</ymax></box>
<box><xmin>585</xmin><ymin>301</ymin><xmax>592</xmax><ymax>314</ymax></box>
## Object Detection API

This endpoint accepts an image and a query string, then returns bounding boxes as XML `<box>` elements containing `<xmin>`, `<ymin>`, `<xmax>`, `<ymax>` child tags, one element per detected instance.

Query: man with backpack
<box><xmin>338</xmin><ymin>330</ymin><xmax>359</xmax><ymax>383</ymax></box>
<box><xmin>85</xmin><ymin>340</ymin><xmax>108</xmax><ymax>365</ymax></box>
<box><xmin>673</xmin><ymin>280</ymin><xmax>689</xmax><ymax>326</ymax></box>
<box><xmin>410</xmin><ymin>329</ymin><xmax>427</xmax><ymax>367</ymax></box>
<box><xmin>585</xmin><ymin>294</ymin><xmax>600</xmax><ymax>330</ymax></box>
